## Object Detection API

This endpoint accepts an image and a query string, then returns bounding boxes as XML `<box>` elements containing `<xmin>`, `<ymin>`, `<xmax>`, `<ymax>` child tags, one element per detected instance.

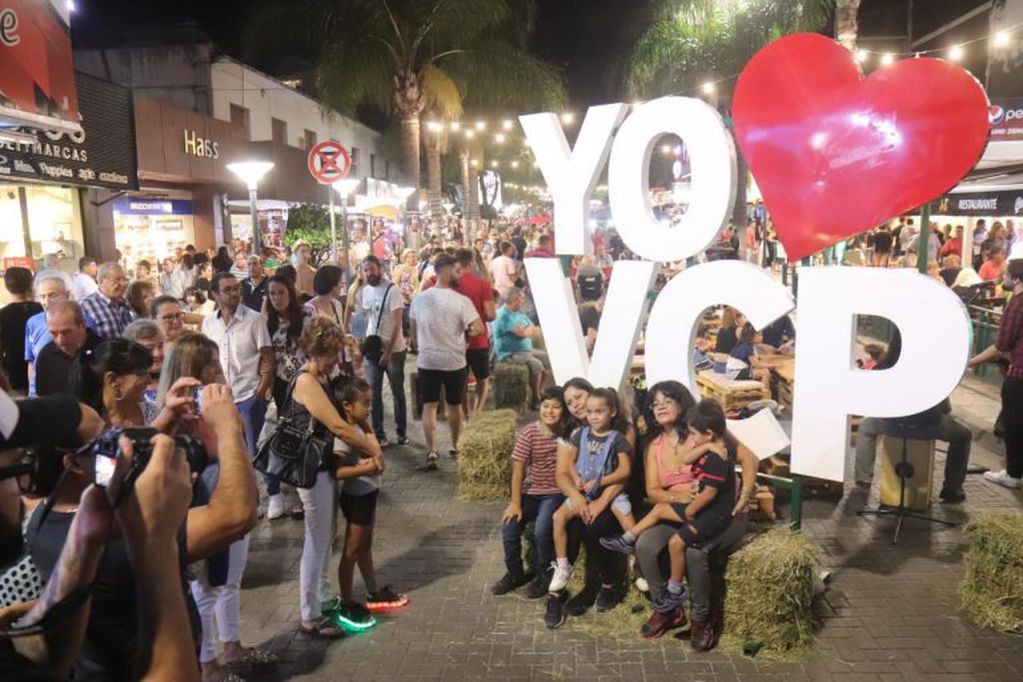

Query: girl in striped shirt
<box><xmin>492</xmin><ymin>386</ymin><xmax>572</xmax><ymax>599</ymax></box>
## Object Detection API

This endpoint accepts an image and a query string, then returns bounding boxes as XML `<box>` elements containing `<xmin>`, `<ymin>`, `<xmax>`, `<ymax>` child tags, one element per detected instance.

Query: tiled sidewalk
<box><xmin>235</xmin><ymin>389</ymin><xmax>1023</xmax><ymax>681</ymax></box>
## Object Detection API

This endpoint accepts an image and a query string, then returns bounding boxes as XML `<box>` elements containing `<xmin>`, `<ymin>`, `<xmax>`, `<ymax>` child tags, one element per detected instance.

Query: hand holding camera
<box><xmin>199</xmin><ymin>384</ymin><xmax>239</xmax><ymax>433</ymax></box>
<box><xmin>111</xmin><ymin>434</ymin><xmax>194</xmax><ymax>542</ymax></box>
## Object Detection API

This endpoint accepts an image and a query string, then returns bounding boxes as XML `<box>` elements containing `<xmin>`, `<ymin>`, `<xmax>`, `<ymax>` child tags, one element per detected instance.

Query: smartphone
<box><xmin>191</xmin><ymin>386</ymin><xmax>206</xmax><ymax>411</ymax></box>
<box><xmin>94</xmin><ymin>452</ymin><xmax>117</xmax><ymax>488</ymax></box>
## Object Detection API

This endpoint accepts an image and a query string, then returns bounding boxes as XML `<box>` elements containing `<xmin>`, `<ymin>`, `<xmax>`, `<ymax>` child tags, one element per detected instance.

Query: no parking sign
<box><xmin>307</xmin><ymin>141</ymin><xmax>351</xmax><ymax>184</ymax></box>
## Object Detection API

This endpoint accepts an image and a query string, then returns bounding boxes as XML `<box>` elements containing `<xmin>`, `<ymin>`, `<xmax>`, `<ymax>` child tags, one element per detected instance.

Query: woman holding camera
<box><xmin>157</xmin><ymin>333</ymin><xmax>277</xmax><ymax>681</ymax></box>
<box><xmin>288</xmin><ymin>317</ymin><xmax>382</xmax><ymax>637</ymax></box>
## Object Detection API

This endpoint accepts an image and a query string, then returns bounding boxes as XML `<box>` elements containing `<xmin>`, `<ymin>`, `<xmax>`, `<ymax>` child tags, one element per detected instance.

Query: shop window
<box><xmin>370</xmin><ymin>153</ymin><xmax>377</xmax><ymax>178</ymax></box>
<box><xmin>350</xmin><ymin>147</ymin><xmax>360</xmax><ymax>176</ymax></box>
<box><xmin>0</xmin><ymin>186</ymin><xmax>25</xmax><ymax>259</ymax></box>
<box><xmin>230</xmin><ymin>104</ymin><xmax>250</xmax><ymax>137</ymax></box>
<box><xmin>305</xmin><ymin>129</ymin><xmax>317</xmax><ymax>151</ymax></box>
<box><xmin>272</xmin><ymin>118</ymin><xmax>288</xmax><ymax>146</ymax></box>
<box><xmin>0</xmin><ymin>183</ymin><xmax>84</xmax><ymax>268</ymax></box>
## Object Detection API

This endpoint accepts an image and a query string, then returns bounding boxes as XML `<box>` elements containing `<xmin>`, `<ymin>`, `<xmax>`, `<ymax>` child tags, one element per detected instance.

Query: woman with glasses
<box><xmin>632</xmin><ymin>380</ymin><xmax>758</xmax><ymax>649</ymax></box>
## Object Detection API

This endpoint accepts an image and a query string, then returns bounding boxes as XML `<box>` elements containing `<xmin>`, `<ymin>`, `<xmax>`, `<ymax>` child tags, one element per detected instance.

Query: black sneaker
<box><xmin>335</xmin><ymin>601</ymin><xmax>377</xmax><ymax>631</ymax></box>
<box><xmin>378</xmin><ymin>436</ymin><xmax>390</xmax><ymax>448</ymax></box>
<box><xmin>599</xmin><ymin>535</ymin><xmax>636</xmax><ymax>555</ymax></box>
<box><xmin>396</xmin><ymin>436</ymin><xmax>410</xmax><ymax>446</ymax></box>
<box><xmin>566</xmin><ymin>584</ymin><xmax>598</xmax><ymax>616</ymax></box>
<box><xmin>524</xmin><ymin>573</ymin><xmax>551</xmax><ymax>599</ymax></box>
<box><xmin>491</xmin><ymin>570</ymin><xmax>532</xmax><ymax>596</ymax></box>
<box><xmin>448</xmin><ymin>448</ymin><xmax>459</xmax><ymax>458</ymax></box>
<box><xmin>939</xmin><ymin>489</ymin><xmax>967</xmax><ymax>504</ymax></box>
<box><xmin>543</xmin><ymin>593</ymin><xmax>566</xmax><ymax>629</ymax></box>
<box><xmin>594</xmin><ymin>583</ymin><xmax>619</xmax><ymax>613</ymax></box>
<box><xmin>366</xmin><ymin>585</ymin><xmax>409</xmax><ymax>612</ymax></box>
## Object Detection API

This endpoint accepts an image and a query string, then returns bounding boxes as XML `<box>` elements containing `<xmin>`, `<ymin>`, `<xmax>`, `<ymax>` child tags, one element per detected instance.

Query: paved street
<box><xmin>234</xmin><ymin>378</ymin><xmax>1023</xmax><ymax>682</ymax></box>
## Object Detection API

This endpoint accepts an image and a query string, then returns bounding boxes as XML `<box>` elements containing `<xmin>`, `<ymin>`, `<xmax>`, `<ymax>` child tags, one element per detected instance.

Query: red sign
<box><xmin>307</xmin><ymin>141</ymin><xmax>351</xmax><ymax>184</ymax></box>
<box><xmin>1</xmin><ymin>257</ymin><xmax>34</xmax><ymax>272</ymax></box>
<box><xmin>0</xmin><ymin>1</ymin><xmax>80</xmax><ymax>133</ymax></box>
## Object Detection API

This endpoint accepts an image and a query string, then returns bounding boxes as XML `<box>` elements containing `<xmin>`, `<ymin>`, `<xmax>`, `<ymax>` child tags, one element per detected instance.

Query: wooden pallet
<box><xmin>696</xmin><ymin>371</ymin><xmax>769</xmax><ymax>411</ymax></box>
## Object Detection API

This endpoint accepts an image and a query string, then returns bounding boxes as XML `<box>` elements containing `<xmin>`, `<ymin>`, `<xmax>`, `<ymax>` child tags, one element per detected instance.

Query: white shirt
<box><xmin>201</xmin><ymin>304</ymin><xmax>272</xmax><ymax>402</ymax></box>
<box><xmin>490</xmin><ymin>255</ymin><xmax>517</xmax><ymax>294</ymax></box>
<box><xmin>359</xmin><ymin>280</ymin><xmax>407</xmax><ymax>353</ymax></box>
<box><xmin>71</xmin><ymin>272</ymin><xmax>98</xmax><ymax>301</ymax></box>
<box><xmin>410</xmin><ymin>287</ymin><xmax>480</xmax><ymax>371</ymax></box>
<box><xmin>159</xmin><ymin>269</ymin><xmax>187</xmax><ymax>299</ymax></box>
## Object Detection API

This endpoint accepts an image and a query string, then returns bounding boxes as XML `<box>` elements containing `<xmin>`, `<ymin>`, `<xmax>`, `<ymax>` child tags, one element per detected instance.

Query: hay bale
<box><xmin>456</xmin><ymin>410</ymin><xmax>518</xmax><ymax>501</ymax></box>
<box><xmin>960</xmin><ymin>513</ymin><xmax>1023</xmax><ymax>633</ymax></box>
<box><xmin>494</xmin><ymin>362</ymin><xmax>530</xmax><ymax>412</ymax></box>
<box><xmin>721</xmin><ymin>529</ymin><xmax>820</xmax><ymax>658</ymax></box>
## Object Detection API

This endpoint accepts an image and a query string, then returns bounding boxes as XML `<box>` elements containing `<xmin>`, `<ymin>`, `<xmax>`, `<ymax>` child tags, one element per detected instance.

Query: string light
<box><xmin>855</xmin><ymin>49</ymin><xmax>868</xmax><ymax>63</ymax></box>
<box><xmin>502</xmin><ymin>119</ymin><xmax>514</xmax><ymax>130</ymax></box>
<box><xmin>510</xmin><ymin>160</ymin><xmax>519</xmax><ymax>169</ymax></box>
<box><xmin>881</xmin><ymin>52</ymin><xmax>894</xmax><ymax>65</ymax></box>
<box><xmin>471</xmin><ymin>159</ymin><xmax>479</xmax><ymax>167</ymax></box>
<box><xmin>491</xmin><ymin>160</ymin><xmax>499</xmax><ymax>168</ymax></box>
<box><xmin>464</xmin><ymin>129</ymin><xmax>475</xmax><ymax>139</ymax></box>
<box><xmin>994</xmin><ymin>30</ymin><xmax>1010</xmax><ymax>47</ymax></box>
<box><xmin>450</xmin><ymin>121</ymin><xmax>461</xmax><ymax>131</ymax></box>
<box><xmin>948</xmin><ymin>44</ymin><xmax>964</xmax><ymax>61</ymax></box>
<box><xmin>561</xmin><ymin>112</ymin><xmax>575</xmax><ymax>125</ymax></box>
<box><xmin>475</xmin><ymin>120</ymin><xmax>486</xmax><ymax>131</ymax></box>
<box><xmin>701</xmin><ymin>81</ymin><xmax>715</xmax><ymax>94</ymax></box>
<box><xmin>495</xmin><ymin>133</ymin><xmax>506</xmax><ymax>143</ymax></box>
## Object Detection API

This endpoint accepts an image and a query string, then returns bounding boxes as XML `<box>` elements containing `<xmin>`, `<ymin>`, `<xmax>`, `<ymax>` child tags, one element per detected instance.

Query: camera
<box><xmin>92</xmin><ymin>427</ymin><xmax>209</xmax><ymax>496</ymax></box>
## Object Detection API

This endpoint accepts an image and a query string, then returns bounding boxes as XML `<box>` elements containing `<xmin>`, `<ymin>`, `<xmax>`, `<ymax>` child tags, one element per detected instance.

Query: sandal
<box><xmin>298</xmin><ymin>616</ymin><xmax>346</xmax><ymax>639</ymax></box>
<box><xmin>223</xmin><ymin>646</ymin><xmax>279</xmax><ymax>666</ymax></box>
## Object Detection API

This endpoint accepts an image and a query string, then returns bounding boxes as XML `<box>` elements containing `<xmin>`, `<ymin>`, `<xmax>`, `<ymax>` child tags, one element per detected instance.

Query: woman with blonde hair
<box><xmin>158</xmin><ymin>332</ymin><xmax>278</xmax><ymax>681</ymax></box>
<box><xmin>289</xmin><ymin>317</ymin><xmax>383</xmax><ymax>636</ymax></box>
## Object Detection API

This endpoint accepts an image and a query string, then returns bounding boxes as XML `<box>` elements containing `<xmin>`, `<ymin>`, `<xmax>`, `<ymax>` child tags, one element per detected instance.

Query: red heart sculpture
<box><xmin>732</xmin><ymin>33</ymin><xmax>990</xmax><ymax>262</ymax></box>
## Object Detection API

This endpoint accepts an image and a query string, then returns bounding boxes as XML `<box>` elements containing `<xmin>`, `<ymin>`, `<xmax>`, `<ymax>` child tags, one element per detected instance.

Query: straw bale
<box><xmin>456</xmin><ymin>410</ymin><xmax>518</xmax><ymax>501</ymax></box>
<box><xmin>721</xmin><ymin>529</ymin><xmax>820</xmax><ymax>659</ymax></box>
<box><xmin>494</xmin><ymin>362</ymin><xmax>530</xmax><ymax>412</ymax></box>
<box><xmin>959</xmin><ymin>513</ymin><xmax>1023</xmax><ymax>633</ymax></box>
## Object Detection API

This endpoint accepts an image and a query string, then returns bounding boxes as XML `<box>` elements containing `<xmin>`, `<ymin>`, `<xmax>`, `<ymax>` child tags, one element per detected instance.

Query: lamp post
<box><xmin>227</xmin><ymin>161</ymin><xmax>274</xmax><ymax>256</ymax></box>
<box><xmin>333</xmin><ymin>178</ymin><xmax>361</xmax><ymax>265</ymax></box>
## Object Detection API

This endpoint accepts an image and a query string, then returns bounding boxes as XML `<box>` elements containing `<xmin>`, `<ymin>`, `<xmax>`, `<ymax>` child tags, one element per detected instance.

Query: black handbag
<box><xmin>253</xmin><ymin>373</ymin><xmax>330</xmax><ymax>488</ymax></box>
<box><xmin>360</xmin><ymin>283</ymin><xmax>394</xmax><ymax>362</ymax></box>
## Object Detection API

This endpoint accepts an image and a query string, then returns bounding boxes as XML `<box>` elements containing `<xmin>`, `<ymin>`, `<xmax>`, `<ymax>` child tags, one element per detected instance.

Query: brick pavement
<box><xmin>233</xmin><ymin>384</ymin><xmax>1023</xmax><ymax>682</ymax></box>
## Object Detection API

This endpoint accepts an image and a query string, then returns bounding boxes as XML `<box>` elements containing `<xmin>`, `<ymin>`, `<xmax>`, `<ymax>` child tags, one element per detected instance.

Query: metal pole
<box><xmin>328</xmin><ymin>187</ymin><xmax>337</xmax><ymax>262</ymax></box>
<box><xmin>249</xmin><ymin>187</ymin><xmax>261</xmax><ymax>256</ymax></box>
<box><xmin>341</xmin><ymin>197</ymin><xmax>351</xmax><ymax>267</ymax></box>
<box><xmin>917</xmin><ymin>204</ymin><xmax>930</xmax><ymax>274</ymax></box>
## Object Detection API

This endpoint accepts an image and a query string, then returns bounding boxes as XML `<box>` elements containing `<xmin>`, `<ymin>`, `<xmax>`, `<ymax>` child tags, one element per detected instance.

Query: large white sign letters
<box><xmin>521</xmin><ymin>98</ymin><xmax>973</xmax><ymax>482</ymax></box>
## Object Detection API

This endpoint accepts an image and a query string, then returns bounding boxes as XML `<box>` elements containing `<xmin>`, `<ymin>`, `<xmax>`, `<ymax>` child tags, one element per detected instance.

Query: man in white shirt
<box><xmin>489</xmin><ymin>241</ymin><xmax>519</xmax><ymax>302</ymax></box>
<box><xmin>201</xmin><ymin>271</ymin><xmax>275</xmax><ymax>459</ymax></box>
<box><xmin>410</xmin><ymin>253</ymin><xmax>483</xmax><ymax>469</ymax></box>
<box><xmin>71</xmin><ymin>257</ymin><xmax>99</xmax><ymax>301</ymax></box>
<box><xmin>354</xmin><ymin>255</ymin><xmax>408</xmax><ymax>447</ymax></box>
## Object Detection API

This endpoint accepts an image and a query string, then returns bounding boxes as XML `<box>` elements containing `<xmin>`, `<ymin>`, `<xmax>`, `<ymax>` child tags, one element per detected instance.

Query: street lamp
<box><xmin>333</xmin><ymin>177</ymin><xmax>361</xmax><ymax>263</ymax></box>
<box><xmin>227</xmin><ymin>161</ymin><xmax>274</xmax><ymax>255</ymax></box>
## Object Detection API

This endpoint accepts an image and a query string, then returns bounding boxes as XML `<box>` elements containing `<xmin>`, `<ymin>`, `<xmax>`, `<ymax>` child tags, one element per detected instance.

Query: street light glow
<box><xmin>561</xmin><ymin>112</ymin><xmax>575</xmax><ymax>125</ymax></box>
<box><xmin>994</xmin><ymin>30</ymin><xmax>1011</xmax><ymax>47</ymax></box>
<box><xmin>701</xmin><ymin>81</ymin><xmax>715</xmax><ymax>95</ymax></box>
<box><xmin>226</xmin><ymin>161</ymin><xmax>274</xmax><ymax>190</ymax></box>
<box><xmin>947</xmin><ymin>44</ymin><xmax>964</xmax><ymax>61</ymax></box>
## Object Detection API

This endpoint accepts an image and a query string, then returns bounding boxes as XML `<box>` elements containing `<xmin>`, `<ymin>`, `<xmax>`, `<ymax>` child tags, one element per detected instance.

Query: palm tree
<box><xmin>835</xmin><ymin>0</ymin><xmax>862</xmax><ymax>52</ymax></box>
<box><xmin>627</xmin><ymin>0</ymin><xmax>833</xmax><ymax>225</ymax></box>
<box><xmin>246</xmin><ymin>0</ymin><xmax>566</xmax><ymax>191</ymax></box>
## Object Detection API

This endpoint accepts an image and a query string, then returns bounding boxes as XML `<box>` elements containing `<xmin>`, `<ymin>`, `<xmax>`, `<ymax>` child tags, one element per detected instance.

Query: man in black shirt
<box><xmin>34</xmin><ymin>301</ymin><xmax>102</xmax><ymax>398</ymax></box>
<box><xmin>0</xmin><ymin>267</ymin><xmax>42</xmax><ymax>393</ymax></box>
<box><xmin>241</xmin><ymin>255</ymin><xmax>268</xmax><ymax>312</ymax></box>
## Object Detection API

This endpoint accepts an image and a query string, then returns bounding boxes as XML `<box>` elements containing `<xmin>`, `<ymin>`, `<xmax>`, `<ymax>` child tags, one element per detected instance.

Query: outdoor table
<box><xmin>696</xmin><ymin>370</ymin><xmax>770</xmax><ymax>411</ymax></box>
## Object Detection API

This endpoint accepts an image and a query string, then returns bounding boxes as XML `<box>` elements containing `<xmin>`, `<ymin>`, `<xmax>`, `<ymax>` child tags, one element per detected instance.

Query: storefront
<box><xmin>0</xmin><ymin>72</ymin><xmax>137</xmax><ymax>272</ymax></box>
<box><xmin>928</xmin><ymin>188</ymin><xmax>1023</xmax><ymax>265</ymax></box>
<box><xmin>111</xmin><ymin>197</ymin><xmax>195</xmax><ymax>269</ymax></box>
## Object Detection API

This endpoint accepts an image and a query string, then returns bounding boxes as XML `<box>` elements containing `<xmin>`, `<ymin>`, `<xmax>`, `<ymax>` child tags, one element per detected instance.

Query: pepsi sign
<box><xmin>989</xmin><ymin>98</ymin><xmax>1023</xmax><ymax>141</ymax></box>
<box><xmin>990</xmin><ymin>104</ymin><xmax>1005</xmax><ymax>125</ymax></box>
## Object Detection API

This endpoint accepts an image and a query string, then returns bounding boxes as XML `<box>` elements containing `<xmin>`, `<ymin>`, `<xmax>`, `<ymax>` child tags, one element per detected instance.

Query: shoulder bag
<box><xmin>360</xmin><ymin>283</ymin><xmax>394</xmax><ymax>362</ymax></box>
<box><xmin>253</xmin><ymin>372</ymin><xmax>331</xmax><ymax>488</ymax></box>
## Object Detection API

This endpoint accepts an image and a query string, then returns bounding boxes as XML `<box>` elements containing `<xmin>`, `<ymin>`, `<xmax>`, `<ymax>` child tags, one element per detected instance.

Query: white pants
<box><xmin>298</xmin><ymin>471</ymin><xmax>336</xmax><ymax>621</ymax></box>
<box><xmin>190</xmin><ymin>534</ymin><xmax>250</xmax><ymax>663</ymax></box>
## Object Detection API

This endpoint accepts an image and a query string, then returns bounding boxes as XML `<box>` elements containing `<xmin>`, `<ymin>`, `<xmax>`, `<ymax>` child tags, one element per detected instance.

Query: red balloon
<box><xmin>732</xmin><ymin>33</ymin><xmax>990</xmax><ymax>262</ymax></box>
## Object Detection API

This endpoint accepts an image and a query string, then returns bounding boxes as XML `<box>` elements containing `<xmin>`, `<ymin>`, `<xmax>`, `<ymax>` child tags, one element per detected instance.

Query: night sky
<box><xmin>70</xmin><ymin>0</ymin><xmax>651</xmax><ymax>109</ymax></box>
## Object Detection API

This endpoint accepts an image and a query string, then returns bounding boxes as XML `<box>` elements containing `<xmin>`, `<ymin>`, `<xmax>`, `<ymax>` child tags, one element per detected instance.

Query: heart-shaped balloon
<box><xmin>732</xmin><ymin>33</ymin><xmax>990</xmax><ymax>262</ymax></box>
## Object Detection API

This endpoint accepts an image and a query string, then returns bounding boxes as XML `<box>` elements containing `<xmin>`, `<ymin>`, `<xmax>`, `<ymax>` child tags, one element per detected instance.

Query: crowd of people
<box><xmin>2</xmin><ymin>201</ymin><xmax>1022</xmax><ymax>679</ymax></box>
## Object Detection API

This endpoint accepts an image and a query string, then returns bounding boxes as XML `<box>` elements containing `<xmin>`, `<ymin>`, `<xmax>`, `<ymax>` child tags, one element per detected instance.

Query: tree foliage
<box><xmin>284</xmin><ymin>203</ymin><xmax>338</xmax><ymax>266</ymax></box>
<box><xmin>628</xmin><ymin>0</ymin><xmax>833</xmax><ymax>99</ymax></box>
